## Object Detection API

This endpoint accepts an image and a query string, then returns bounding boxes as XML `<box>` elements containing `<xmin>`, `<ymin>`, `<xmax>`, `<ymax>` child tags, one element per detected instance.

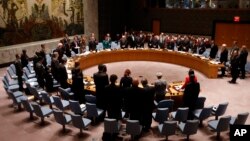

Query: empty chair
<box><xmin>3</xmin><ymin>85</ymin><xmax>23</xmax><ymax>98</ymax></box>
<box><xmin>31</xmin><ymin>102</ymin><xmax>53</xmax><ymax>124</ymax></box>
<box><xmin>208</xmin><ymin>115</ymin><xmax>231</xmax><ymax>139</ymax></box>
<box><xmin>41</xmin><ymin>92</ymin><xmax>54</xmax><ymax>109</ymax></box>
<box><xmin>155</xmin><ymin>99</ymin><xmax>174</xmax><ymax>110</ymax></box>
<box><xmin>171</xmin><ymin>107</ymin><xmax>189</xmax><ymax>122</ymax></box>
<box><xmin>178</xmin><ymin>120</ymin><xmax>199</xmax><ymax>140</ymax></box>
<box><xmin>194</xmin><ymin>96</ymin><xmax>206</xmax><ymax>109</ymax></box>
<box><xmin>104</xmin><ymin>118</ymin><xmax>120</xmax><ymax>138</ymax></box>
<box><xmin>212</xmin><ymin>102</ymin><xmax>229</xmax><ymax>120</ymax></box>
<box><xmin>71</xmin><ymin>114</ymin><xmax>91</xmax><ymax>134</ymax></box>
<box><xmin>193</xmin><ymin>106</ymin><xmax>213</xmax><ymax>126</ymax></box>
<box><xmin>52</xmin><ymin>96</ymin><xmax>70</xmax><ymax>111</ymax></box>
<box><xmin>28</xmin><ymin>85</ymin><xmax>44</xmax><ymax>103</ymax></box>
<box><xmin>2</xmin><ymin>79</ymin><xmax>19</xmax><ymax>92</ymax></box>
<box><xmin>9</xmin><ymin>64</ymin><xmax>16</xmax><ymax>74</ymax></box>
<box><xmin>58</xmin><ymin>87</ymin><xmax>74</xmax><ymax>100</ymax></box>
<box><xmin>152</xmin><ymin>108</ymin><xmax>169</xmax><ymax>124</ymax></box>
<box><xmin>230</xmin><ymin>112</ymin><xmax>249</xmax><ymax>125</ymax></box>
<box><xmin>158</xmin><ymin>121</ymin><xmax>177</xmax><ymax>140</ymax></box>
<box><xmin>21</xmin><ymin>98</ymin><xmax>34</xmax><ymax>119</ymax></box>
<box><xmin>86</xmin><ymin>102</ymin><xmax>104</xmax><ymax>123</ymax></box>
<box><xmin>126</xmin><ymin>120</ymin><xmax>142</xmax><ymax>140</ymax></box>
<box><xmin>69</xmin><ymin>100</ymin><xmax>86</xmax><ymax>115</ymax></box>
<box><xmin>22</xmin><ymin>72</ymin><xmax>37</xmax><ymax>83</ymax></box>
<box><xmin>8</xmin><ymin>90</ymin><xmax>26</xmax><ymax>110</ymax></box>
<box><xmin>27</xmin><ymin>63</ymin><xmax>35</xmax><ymax>74</ymax></box>
<box><xmin>85</xmin><ymin>94</ymin><xmax>96</xmax><ymax>104</ymax></box>
<box><xmin>7</xmin><ymin>67</ymin><xmax>17</xmax><ymax>79</ymax></box>
<box><xmin>3</xmin><ymin>75</ymin><xmax>18</xmax><ymax>86</ymax></box>
<box><xmin>23</xmin><ymin>67</ymin><xmax>36</xmax><ymax>79</ymax></box>
<box><xmin>53</xmin><ymin>109</ymin><xmax>72</xmax><ymax>132</ymax></box>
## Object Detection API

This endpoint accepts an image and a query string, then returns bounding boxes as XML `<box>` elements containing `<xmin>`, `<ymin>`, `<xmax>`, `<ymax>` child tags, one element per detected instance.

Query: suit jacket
<box><xmin>183</xmin><ymin>82</ymin><xmax>200</xmax><ymax>109</ymax></box>
<box><xmin>93</xmin><ymin>71</ymin><xmax>109</xmax><ymax>108</ymax></box>
<box><xmin>88</xmin><ymin>40</ymin><xmax>98</xmax><ymax>51</ymax></box>
<box><xmin>126</xmin><ymin>86</ymin><xmax>144</xmax><ymax>120</ymax></box>
<box><xmin>220</xmin><ymin>49</ymin><xmax>228</xmax><ymax>63</ymax></box>
<box><xmin>209</xmin><ymin>44</ymin><xmax>218</xmax><ymax>59</ymax></box>
<box><xmin>71</xmin><ymin>41</ymin><xmax>80</xmax><ymax>54</ymax></box>
<box><xmin>58</xmin><ymin>64</ymin><xmax>68</xmax><ymax>88</ymax></box>
<box><xmin>239</xmin><ymin>50</ymin><xmax>248</xmax><ymax>65</ymax></box>
<box><xmin>154</xmin><ymin>79</ymin><xmax>167</xmax><ymax>96</ymax></box>
<box><xmin>105</xmin><ymin>83</ymin><xmax>122</xmax><ymax>119</ymax></box>
<box><xmin>120</xmin><ymin>76</ymin><xmax>132</xmax><ymax>88</ymax></box>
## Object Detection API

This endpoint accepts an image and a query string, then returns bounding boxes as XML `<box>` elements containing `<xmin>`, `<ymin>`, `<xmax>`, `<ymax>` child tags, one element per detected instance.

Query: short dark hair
<box><xmin>141</xmin><ymin>78</ymin><xmax>148</xmax><ymax>86</ymax></box>
<box><xmin>110</xmin><ymin>74</ymin><xmax>118</xmax><ymax>83</ymax></box>
<box><xmin>98</xmin><ymin>64</ymin><xmax>104</xmax><ymax>71</ymax></box>
<box><xmin>188</xmin><ymin>69</ymin><xmax>194</xmax><ymax>76</ymax></box>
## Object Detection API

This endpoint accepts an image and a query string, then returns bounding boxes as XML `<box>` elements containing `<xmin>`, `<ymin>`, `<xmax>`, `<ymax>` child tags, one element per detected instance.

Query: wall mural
<box><xmin>0</xmin><ymin>0</ymin><xmax>84</xmax><ymax>47</ymax></box>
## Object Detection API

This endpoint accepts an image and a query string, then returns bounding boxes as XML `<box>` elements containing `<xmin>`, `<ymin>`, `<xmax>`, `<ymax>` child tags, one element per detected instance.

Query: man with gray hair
<box><xmin>154</xmin><ymin>72</ymin><xmax>167</xmax><ymax>102</ymax></box>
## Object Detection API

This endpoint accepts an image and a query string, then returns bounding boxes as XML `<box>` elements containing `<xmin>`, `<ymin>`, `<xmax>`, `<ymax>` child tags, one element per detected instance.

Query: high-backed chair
<box><xmin>194</xmin><ymin>96</ymin><xmax>206</xmax><ymax>109</ymax></box>
<box><xmin>178</xmin><ymin>120</ymin><xmax>199</xmax><ymax>141</ymax></box>
<box><xmin>27</xmin><ymin>63</ymin><xmax>35</xmax><ymax>74</ymax></box>
<box><xmin>158</xmin><ymin>121</ymin><xmax>177</xmax><ymax>140</ymax></box>
<box><xmin>41</xmin><ymin>92</ymin><xmax>54</xmax><ymax>109</ymax></box>
<box><xmin>230</xmin><ymin>112</ymin><xmax>249</xmax><ymax>125</ymax></box>
<box><xmin>21</xmin><ymin>98</ymin><xmax>34</xmax><ymax>119</ymax></box>
<box><xmin>69</xmin><ymin>100</ymin><xmax>86</xmax><ymax>115</ymax></box>
<box><xmin>53</xmin><ymin>109</ymin><xmax>72</xmax><ymax>132</ymax></box>
<box><xmin>152</xmin><ymin>108</ymin><xmax>169</xmax><ymax>124</ymax></box>
<box><xmin>86</xmin><ymin>102</ymin><xmax>104</xmax><ymax>123</ymax></box>
<box><xmin>193</xmin><ymin>106</ymin><xmax>213</xmax><ymax>126</ymax></box>
<box><xmin>208</xmin><ymin>115</ymin><xmax>231</xmax><ymax>139</ymax></box>
<box><xmin>71</xmin><ymin>114</ymin><xmax>92</xmax><ymax>134</ymax></box>
<box><xmin>2</xmin><ymin>79</ymin><xmax>19</xmax><ymax>92</ymax></box>
<box><xmin>155</xmin><ymin>99</ymin><xmax>174</xmax><ymax>111</ymax></box>
<box><xmin>126</xmin><ymin>120</ymin><xmax>142</xmax><ymax>140</ymax></box>
<box><xmin>3</xmin><ymin>85</ymin><xmax>23</xmax><ymax>98</ymax></box>
<box><xmin>58</xmin><ymin>87</ymin><xmax>74</xmax><ymax>100</ymax></box>
<box><xmin>31</xmin><ymin>102</ymin><xmax>53</xmax><ymax>124</ymax></box>
<box><xmin>85</xmin><ymin>94</ymin><xmax>96</xmax><ymax>104</ymax></box>
<box><xmin>23</xmin><ymin>67</ymin><xmax>36</xmax><ymax>79</ymax></box>
<box><xmin>8</xmin><ymin>90</ymin><xmax>26</xmax><ymax>110</ymax></box>
<box><xmin>28</xmin><ymin>85</ymin><xmax>44</xmax><ymax>104</ymax></box>
<box><xmin>7</xmin><ymin>67</ymin><xmax>17</xmax><ymax>79</ymax></box>
<box><xmin>104</xmin><ymin>118</ymin><xmax>120</xmax><ymax>138</ymax></box>
<box><xmin>3</xmin><ymin>75</ymin><xmax>18</xmax><ymax>86</ymax></box>
<box><xmin>9</xmin><ymin>64</ymin><xmax>16</xmax><ymax>74</ymax></box>
<box><xmin>171</xmin><ymin>107</ymin><xmax>189</xmax><ymax>122</ymax></box>
<box><xmin>52</xmin><ymin>96</ymin><xmax>69</xmax><ymax>111</ymax></box>
<box><xmin>212</xmin><ymin>102</ymin><xmax>229</xmax><ymax>120</ymax></box>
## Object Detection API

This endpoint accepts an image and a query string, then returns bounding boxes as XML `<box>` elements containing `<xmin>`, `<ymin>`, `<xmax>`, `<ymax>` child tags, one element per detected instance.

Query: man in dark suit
<box><xmin>88</xmin><ymin>36</ymin><xmax>98</xmax><ymax>51</ymax></box>
<box><xmin>209</xmin><ymin>40</ymin><xmax>218</xmax><ymax>59</ymax></box>
<box><xmin>70</xmin><ymin>35</ymin><xmax>80</xmax><ymax>54</ymax></box>
<box><xmin>229</xmin><ymin>50</ymin><xmax>240</xmax><ymax>84</ymax></box>
<box><xmin>141</xmin><ymin>78</ymin><xmax>155</xmax><ymax>131</ymax></box>
<box><xmin>219</xmin><ymin>44</ymin><xmax>228</xmax><ymax>77</ymax></box>
<box><xmin>57</xmin><ymin>58</ymin><xmax>68</xmax><ymax>88</ymax></box>
<box><xmin>35</xmin><ymin>57</ymin><xmax>46</xmax><ymax>89</ymax></box>
<box><xmin>104</xmin><ymin>74</ymin><xmax>122</xmax><ymax>120</ymax></box>
<box><xmin>14</xmin><ymin>54</ymin><xmax>24</xmax><ymax>91</ymax></box>
<box><xmin>126</xmin><ymin>78</ymin><xmax>143</xmax><ymax>121</ymax></box>
<box><xmin>238</xmin><ymin>45</ymin><xmax>248</xmax><ymax>79</ymax></box>
<box><xmin>93</xmin><ymin>64</ymin><xmax>109</xmax><ymax>109</ymax></box>
<box><xmin>38</xmin><ymin>44</ymin><xmax>47</xmax><ymax>67</ymax></box>
<box><xmin>183</xmin><ymin>74</ymin><xmax>200</xmax><ymax>120</ymax></box>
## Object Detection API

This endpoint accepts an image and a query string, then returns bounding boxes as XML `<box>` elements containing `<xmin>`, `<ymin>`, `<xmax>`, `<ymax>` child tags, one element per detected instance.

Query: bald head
<box><xmin>132</xmin><ymin>78</ymin><xmax>139</xmax><ymax>87</ymax></box>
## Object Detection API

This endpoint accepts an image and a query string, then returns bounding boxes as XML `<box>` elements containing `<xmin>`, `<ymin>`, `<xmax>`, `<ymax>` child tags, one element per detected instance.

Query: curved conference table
<box><xmin>69</xmin><ymin>49</ymin><xmax>223</xmax><ymax>78</ymax></box>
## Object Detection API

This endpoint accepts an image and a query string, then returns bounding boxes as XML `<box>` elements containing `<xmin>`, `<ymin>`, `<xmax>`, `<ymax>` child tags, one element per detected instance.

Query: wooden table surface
<box><xmin>67</xmin><ymin>49</ymin><xmax>223</xmax><ymax>79</ymax></box>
